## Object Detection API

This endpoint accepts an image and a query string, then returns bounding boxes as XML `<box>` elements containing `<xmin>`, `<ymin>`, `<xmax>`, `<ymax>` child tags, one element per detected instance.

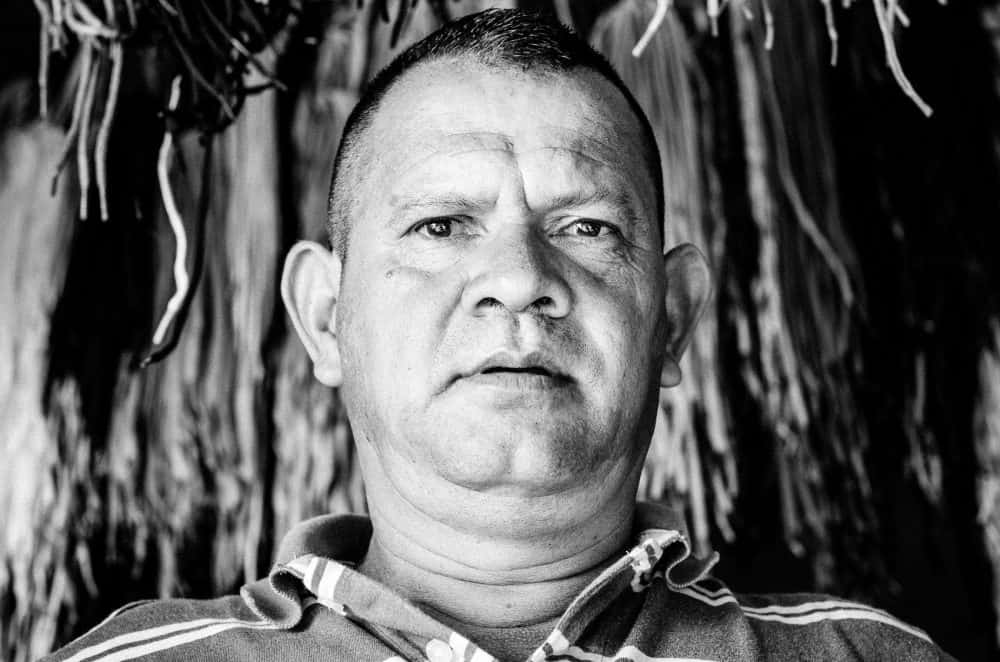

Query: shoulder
<box><xmin>664</xmin><ymin>579</ymin><xmax>956</xmax><ymax>661</ymax></box>
<box><xmin>39</xmin><ymin>594</ymin><xmax>280</xmax><ymax>662</ymax></box>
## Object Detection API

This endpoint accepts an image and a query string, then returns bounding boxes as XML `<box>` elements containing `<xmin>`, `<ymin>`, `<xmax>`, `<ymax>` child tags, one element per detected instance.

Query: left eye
<box><xmin>566</xmin><ymin>220</ymin><xmax>617</xmax><ymax>238</ymax></box>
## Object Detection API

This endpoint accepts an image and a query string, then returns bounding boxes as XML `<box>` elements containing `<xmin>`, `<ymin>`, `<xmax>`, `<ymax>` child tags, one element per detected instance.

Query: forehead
<box><xmin>357</xmin><ymin>60</ymin><xmax>658</xmax><ymax>216</ymax></box>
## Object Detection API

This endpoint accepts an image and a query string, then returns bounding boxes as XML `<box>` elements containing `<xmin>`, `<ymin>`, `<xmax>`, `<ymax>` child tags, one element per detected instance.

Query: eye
<box><xmin>414</xmin><ymin>218</ymin><xmax>458</xmax><ymax>238</ymax></box>
<box><xmin>564</xmin><ymin>219</ymin><xmax>619</xmax><ymax>238</ymax></box>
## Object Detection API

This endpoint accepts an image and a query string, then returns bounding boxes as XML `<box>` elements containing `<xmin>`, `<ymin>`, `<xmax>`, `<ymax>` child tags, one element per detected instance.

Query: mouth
<box><xmin>452</xmin><ymin>351</ymin><xmax>573</xmax><ymax>392</ymax></box>
<box><xmin>480</xmin><ymin>365</ymin><xmax>555</xmax><ymax>377</ymax></box>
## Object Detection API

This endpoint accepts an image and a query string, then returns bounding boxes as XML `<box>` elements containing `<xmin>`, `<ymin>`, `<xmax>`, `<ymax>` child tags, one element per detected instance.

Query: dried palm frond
<box><xmin>292</xmin><ymin>2</ymin><xmax>369</xmax><ymax>241</ymax></box>
<box><xmin>137</xmin><ymin>89</ymin><xmax>281</xmax><ymax>590</ymax></box>
<box><xmin>271</xmin><ymin>337</ymin><xmax>366</xmax><ymax>542</ymax></box>
<box><xmin>729</xmin><ymin>6</ymin><xmax>817</xmax><ymax>561</ymax></box>
<box><xmin>220</xmin><ymin>67</ymin><xmax>280</xmax><ymax>579</ymax></box>
<box><xmin>728</xmin><ymin>4</ymin><xmax>879</xmax><ymax>584</ymax></box>
<box><xmin>0</xmin><ymin>118</ymin><xmax>75</xmax><ymax>662</ymax></box>
<box><xmin>271</xmin><ymin>4</ymin><xmax>375</xmax><ymax>539</ymax></box>
<box><xmin>975</xmin><ymin>320</ymin><xmax>1000</xmax><ymax>645</ymax></box>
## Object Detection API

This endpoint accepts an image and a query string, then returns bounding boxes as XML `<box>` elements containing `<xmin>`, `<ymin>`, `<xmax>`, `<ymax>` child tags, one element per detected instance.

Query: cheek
<box><xmin>594</xmin><ymin>303</ymin><xmax>652</xmax><ymax>385</ymax></box>
<box><xmin>337</xmin><ymin>265</ymin><xmax>462</xmax><ymax>464</ymax></box>
<box><xmin>577</xmin><ymin>274</ymin><xmax>664</xmax><ymax>429</ymax></box>
<box><xmin>339</xmin><ymin>262</ymin><xmax>462</xmax><ymax>391</ymax></box>
<box><xmin>588</xmin><ymin>265</ymin><xmax>662</xmax><ymax>355</ymax></box>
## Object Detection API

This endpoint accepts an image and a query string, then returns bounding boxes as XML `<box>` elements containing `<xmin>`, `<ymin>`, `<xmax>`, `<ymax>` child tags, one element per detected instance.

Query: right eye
<box><xmin>413</xmin><ymin>218</ymin><xmax>460</xmax><ymax>238</ymax></box>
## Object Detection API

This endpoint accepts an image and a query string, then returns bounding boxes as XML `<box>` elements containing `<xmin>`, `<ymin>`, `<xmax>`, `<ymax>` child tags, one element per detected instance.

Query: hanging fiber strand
<box><xmin>631</xmin><ymin>0</ymin><xmax>671</xmax><ymax>57</ymax></box>
<box><xmin>151</xmin><ymin>76</ymin><xmax>187</xmax><ymax>346</ymax></box>
<box><xmin>74</xmin><ymin>45</ymin><xmax>99</xmax><ymax>220</ymax></box>
<box><xmin>872</xmin><ymin>0</ymin><xmax>933</xmax><ymax>115</ymax></box>
<box><xmin>33</xmin><ymin>0</ymin><xmax>50</xmax><ymax>119</ymax></box>
<box><xmin>51</xmin><ymin>41</ymin><xmax>92</xmax><ymax>195</ymax></box>
<box><xmin>95</xmin><ymin>42</ymin><xmax>122</xmax><ymax>221</ymax></box>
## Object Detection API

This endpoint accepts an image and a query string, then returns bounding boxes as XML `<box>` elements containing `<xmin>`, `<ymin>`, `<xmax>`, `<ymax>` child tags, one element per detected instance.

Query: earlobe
<box><xmin>660</xmin><ymin>357</ymin><xmax>682</xmax><ymax>388</ymax></box>
<box><xmin>659</xmin><ymin>243</ymin><xmax>712</xmax><ymax>388</ymax></box>
<box><xmin>280</xmin><ymin>240</ymin><xmax>344</xmax><ymax>387</ymax></box>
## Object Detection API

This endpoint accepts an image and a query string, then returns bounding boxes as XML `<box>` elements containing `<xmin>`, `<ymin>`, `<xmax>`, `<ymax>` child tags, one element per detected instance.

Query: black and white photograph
<box><xmin>1</xmin><ymin>1</ymin><xmax>998</xmax><ymax>660</ymax></box>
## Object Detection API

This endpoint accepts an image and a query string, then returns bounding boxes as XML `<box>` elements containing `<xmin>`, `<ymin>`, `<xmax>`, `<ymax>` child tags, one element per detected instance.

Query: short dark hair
<box><xmin>326</xmin><ymin>8</ymin><xmax>663</xmax><ymax>258</ymax></box>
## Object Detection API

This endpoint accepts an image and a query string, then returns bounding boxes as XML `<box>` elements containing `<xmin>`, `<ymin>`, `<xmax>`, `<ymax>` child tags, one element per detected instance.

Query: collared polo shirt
<box><xmin>43</xmin><ymin>503</ymin><xmax>955</xmax><ymax>661</ymax></box>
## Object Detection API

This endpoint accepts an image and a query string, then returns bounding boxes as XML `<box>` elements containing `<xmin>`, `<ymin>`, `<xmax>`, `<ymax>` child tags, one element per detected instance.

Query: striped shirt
<box><xmin>42</xmin><ymin>503</ymin><xmax>955</xmax><ymax>661</ymax></box>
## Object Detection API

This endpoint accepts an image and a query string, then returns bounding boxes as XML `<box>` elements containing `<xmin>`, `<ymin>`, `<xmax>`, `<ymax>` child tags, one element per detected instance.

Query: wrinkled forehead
<box><xmin>359</xmin><ymin>60</ymin><xmax>659</xmax><ymax>217</ymax></box>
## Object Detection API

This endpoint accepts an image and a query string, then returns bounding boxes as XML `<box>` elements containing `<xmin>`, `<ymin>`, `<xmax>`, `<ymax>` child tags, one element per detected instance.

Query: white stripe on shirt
<box><xmin>316</xmin><ymin>560</ymin><xmax>345</xmax><ymax>599</ymax></box>
<box><xmin>686</xmin><ymin>582</ymin><xmax>900</xmax><ymax>619</ymax></box>
<box><xmin>674</xmin><ymin>587</ymin><xmax>933</xmax><ymax>644</ymax></box>
<box><xmin>88</xmin><ymin>621</ymin><xmax>280</xmax><ymax>662</ymax></box>
<box><xmin>63</xmin><ymin>617</ymin><xmax>274</xmax><ymax>662</ymax></box>
<box><xmin>559</xmin><ymin>644</ymin><xmax>716</xmax><ymax>662</ymax></box>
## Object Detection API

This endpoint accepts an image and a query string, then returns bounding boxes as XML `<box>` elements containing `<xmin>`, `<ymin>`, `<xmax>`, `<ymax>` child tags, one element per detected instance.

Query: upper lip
<box><xmin>458</xmin><ymin>350</ymin><xmax>570</xmax><ymax>383</ymax></box>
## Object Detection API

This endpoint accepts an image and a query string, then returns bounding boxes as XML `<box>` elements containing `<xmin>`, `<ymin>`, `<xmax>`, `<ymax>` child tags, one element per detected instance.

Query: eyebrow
<box><xmin>542</xmin><ymin>187</ymin><xmax>639</xmax><ymax>218</ymax></box>
<box><xmin>392</xmin><ymin>187</ymin><xmax>643</xmax><ymax>219</ymax></box>
<box><xmin>390</xmin><ymin>192</ymin><xmax>495</xmax><ymax>214</ymax></box>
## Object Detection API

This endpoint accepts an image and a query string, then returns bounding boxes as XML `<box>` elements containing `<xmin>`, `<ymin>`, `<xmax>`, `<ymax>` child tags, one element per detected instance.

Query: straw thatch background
<box><xmin>2</xmin><ymin>0</ymin><xmax>1000</xmax><ymax>660</ymax></box>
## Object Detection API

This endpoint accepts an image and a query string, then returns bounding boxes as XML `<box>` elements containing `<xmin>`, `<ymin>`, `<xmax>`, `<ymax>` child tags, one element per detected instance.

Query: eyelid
<box><xmin>409</xmin><ymin>215</ymin><xmax>473</xmax><ymax>237</ymax></box>
<box><xmin>553</xmin><ymin>217</ymin><xmax>622</xmax><ymax>236</ymax></box>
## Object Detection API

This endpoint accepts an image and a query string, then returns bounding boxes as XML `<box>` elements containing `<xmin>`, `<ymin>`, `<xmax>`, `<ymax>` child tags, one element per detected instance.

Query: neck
<box><xmin>357</xmin><ymin>447</ymin><xmax>639</xmax><ymax>629</ymax></box>
<box><xmin>359</xmin><ymin>510</ymin><xmax>631</xmax><ymax>629</ymax></box>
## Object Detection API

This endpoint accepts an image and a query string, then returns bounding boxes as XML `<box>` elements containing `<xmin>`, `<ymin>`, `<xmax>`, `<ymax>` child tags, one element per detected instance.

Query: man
<box><xmin>45</xmin><ymin>9</ymin><xmax>953</xmax><ymax>662</ymax></box>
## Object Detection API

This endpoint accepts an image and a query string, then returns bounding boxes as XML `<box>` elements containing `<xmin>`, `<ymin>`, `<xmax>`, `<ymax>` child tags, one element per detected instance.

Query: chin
<box><xmin>440</xmin><ymin>465</ymin><xmax>585</xmax><ymax>498</ymax></box>
<box><xmin>421</xmin><ymin>419</ymin><xmax>615</xmax><ymax>498</ymax></box>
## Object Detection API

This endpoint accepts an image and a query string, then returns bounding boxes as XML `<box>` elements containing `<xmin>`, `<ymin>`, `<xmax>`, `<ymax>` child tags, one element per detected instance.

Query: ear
<box><xmin>660</xmin><ymin>243</ymin><xmax>713</xmax><ymax>388</ymax></box>
<box><xmin>280</xmin><ymin>240</ymin><xmax>344</xmax><ymax>387</ymax></box>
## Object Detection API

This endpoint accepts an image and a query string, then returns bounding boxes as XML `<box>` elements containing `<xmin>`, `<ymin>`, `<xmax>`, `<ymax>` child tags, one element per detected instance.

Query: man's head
<box><xmin>281</xmin><ymin>9</ymin><xmax>710</xmax><ymax>540</ymax></box>
<box><xmin>326</xmin><ymin>8</ymin><xmax>664</xmax><ymax>260</ymax></box>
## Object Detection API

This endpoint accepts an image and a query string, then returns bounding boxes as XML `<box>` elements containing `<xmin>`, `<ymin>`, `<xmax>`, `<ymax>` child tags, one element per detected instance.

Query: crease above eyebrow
<box><xmin>543</xmin><ymin>187</ymin><xmax>628</xmax><ymax>213</ymax></box>
<box><xmin>526</xmin><ymin>145</ymin><xmax>652</xmax><ymax>219</ymax></box>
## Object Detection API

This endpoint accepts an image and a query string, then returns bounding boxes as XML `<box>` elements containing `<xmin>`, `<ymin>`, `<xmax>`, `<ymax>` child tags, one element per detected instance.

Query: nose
<box><xmin>461</xmin><ymin>226</ymin><xmax>572</xmax><ymax>319</ymax></box>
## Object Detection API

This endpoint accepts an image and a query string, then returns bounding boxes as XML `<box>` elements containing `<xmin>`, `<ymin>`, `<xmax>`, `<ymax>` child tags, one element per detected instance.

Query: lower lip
<box><xmin>459</xmin><ymin>371</ymin><xmax>571</xmax><ymax>391</ymax></box>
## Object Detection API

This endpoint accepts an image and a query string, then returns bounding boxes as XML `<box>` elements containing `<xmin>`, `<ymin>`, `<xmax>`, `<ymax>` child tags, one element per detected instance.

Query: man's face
<box><xmin>334</xmin><ymin>61</ymin><xmax>666</xmax><ymax>500</ymax></box>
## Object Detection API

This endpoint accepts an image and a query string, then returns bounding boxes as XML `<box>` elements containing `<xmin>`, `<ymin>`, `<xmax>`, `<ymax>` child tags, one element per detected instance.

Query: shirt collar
<box><xmin>241</xmin><ymin>502</ymin><xmax>718</xmax><ymax>636</ymax></box>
